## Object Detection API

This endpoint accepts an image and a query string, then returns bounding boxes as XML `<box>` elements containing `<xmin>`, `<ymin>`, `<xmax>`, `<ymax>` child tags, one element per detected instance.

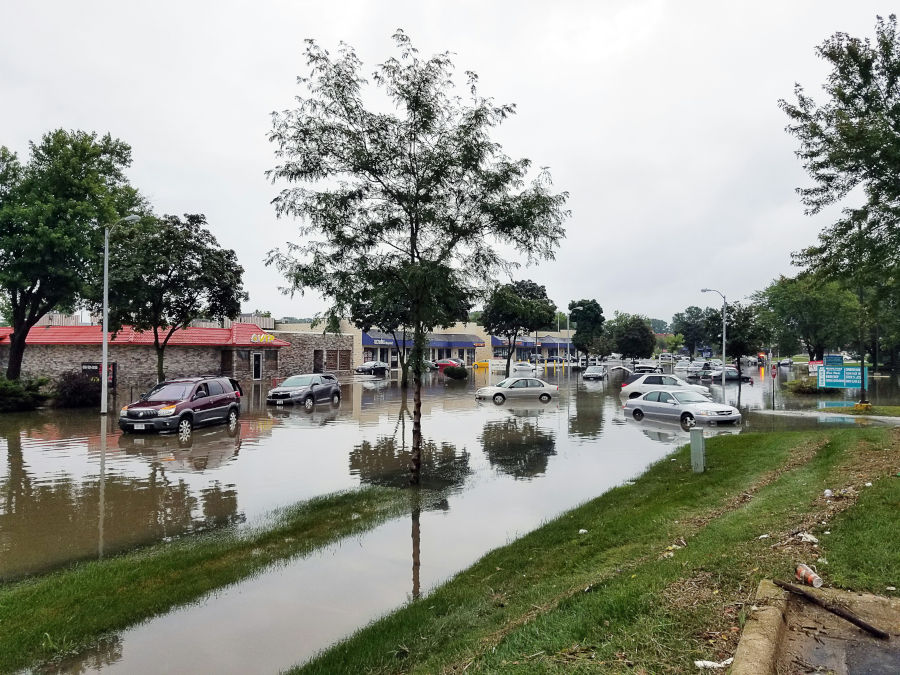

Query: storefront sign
<box><xmin>250</xmin><ymin>333</ymin><xmax>275</xmax><ymax>344</ymax></box>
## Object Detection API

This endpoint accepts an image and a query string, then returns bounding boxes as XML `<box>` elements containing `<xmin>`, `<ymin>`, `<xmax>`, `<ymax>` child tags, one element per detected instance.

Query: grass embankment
<box><xmin>818</xmin><ymin>405</ymin><xmax>900</xmax><ymax>418</ymax></box>
<box><xmin>296</xmin><ymin>428</ymin><xmax>900</xmax><ymax>674</ymax></box>
<box><xmin>0</xmin><ymin>487</ymin><xmax>409</xmax><ymax>673</ymax></box>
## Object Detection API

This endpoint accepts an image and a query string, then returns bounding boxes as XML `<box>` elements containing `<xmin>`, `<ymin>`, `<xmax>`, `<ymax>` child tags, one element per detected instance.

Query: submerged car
<box><xmin>582</xmin><ymin>365</ymin><xmax>608</xmax><ymax>380</ymax></box>
<box><xmin>702</xmin><ymin>367</ymin><xmax>753</xmax><ymax>383</ymax></box>
<box><xmin>119</xmin><ymin>376</ymin><xmax>242</xmax><ymax>441</ymax></box>
<box><xmin>355</xmin><ymin>360</ymin><xmax>389</xmax><ymax>375</ymax></box>
<box><xmin>510</xmin><ymin>361</ymin><xmax>536</xmax><ymax>372</ymax></box>
<box><xmin>620</xmin><ymin>373</ymin><xmax>710</xmax><ymax>398</ymax></box>
<box><xmin>266</xmin><ymin>373</ymin><xmax>341</xmax><ymax>410</ymax></box>
<box><xmin>623</xmin><ymin>389</ymin><xmax>741</xmax><ymax>428</ymax></box>
<box><xmin>475</xmin><ymin>377</ymin><xmax>558</xmax><ymax>404</ymax></box>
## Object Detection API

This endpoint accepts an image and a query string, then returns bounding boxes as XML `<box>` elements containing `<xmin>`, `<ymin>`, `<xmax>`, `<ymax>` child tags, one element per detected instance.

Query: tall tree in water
<box><xmin>267</xmin><ymin>32</ymin><xmax>568</xmax><ymax>483</ymax></box>
<box><xmin>0</xmin><ymin>130</ymin><xmax>137</xmax><ymax>379</ymax></box>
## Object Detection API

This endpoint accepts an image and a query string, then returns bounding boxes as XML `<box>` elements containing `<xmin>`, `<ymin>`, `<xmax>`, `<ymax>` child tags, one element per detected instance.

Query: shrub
<box><xmin>443</xmin><ymin>365</ymin><xmax>468</xmax><ymax>380</ymax></box>
<box><xmin>784</xmin><ymin>376</ymin><xmax>841</xmax><ymax>396</ymax></box>
<box><xmin>54</xmin><ymin>371</ymin><xmax>101</xmax><ymax>408</ymax></box>
<box><xmin>0</xmin><ymin>376</ymin><xmax>48</xmax><ymax>412</ymax></box>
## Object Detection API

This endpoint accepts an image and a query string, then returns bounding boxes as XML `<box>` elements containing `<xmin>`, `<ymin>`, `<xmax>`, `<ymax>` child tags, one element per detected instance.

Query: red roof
<box><xmin>0</xmin><ymin>323</ymin><xmax>290</xmax><ymax>347</ymax></box>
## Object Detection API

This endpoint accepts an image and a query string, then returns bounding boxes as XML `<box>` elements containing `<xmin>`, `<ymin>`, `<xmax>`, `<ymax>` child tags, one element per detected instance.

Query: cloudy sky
<box><xmin>1</xmin><ymin>1</ymin><xmax>888</xmax><ymax>324</ymax></box>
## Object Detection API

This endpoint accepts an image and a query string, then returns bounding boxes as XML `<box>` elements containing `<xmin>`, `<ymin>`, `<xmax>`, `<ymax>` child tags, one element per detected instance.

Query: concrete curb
<box><xmin>730</xmin><ymin>579</ymin><xmax>788</xmax><ymax>675</ymax></box>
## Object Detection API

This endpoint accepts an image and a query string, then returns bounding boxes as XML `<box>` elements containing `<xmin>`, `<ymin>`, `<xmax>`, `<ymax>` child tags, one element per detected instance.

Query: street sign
<box><xmin>823</xmin><ymin>354</ymin><xmax>843</xmax><ymax>367</ymax></box>
<box><xmin>817</xmin><ymin>366</ymin><xmax>867</xmax><ymax>388</ymax></box>
<box><xmin>808</xmin><ymin>360</ymin><xmax>823</xmax><ymax>375</ymax></box>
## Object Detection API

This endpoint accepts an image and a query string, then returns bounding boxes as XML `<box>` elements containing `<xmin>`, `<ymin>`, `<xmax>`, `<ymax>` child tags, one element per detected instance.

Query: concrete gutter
<box><xmin>731</xmin><ymin>579</ymin><xmax>788</xmax><ymax>675</ymax></box>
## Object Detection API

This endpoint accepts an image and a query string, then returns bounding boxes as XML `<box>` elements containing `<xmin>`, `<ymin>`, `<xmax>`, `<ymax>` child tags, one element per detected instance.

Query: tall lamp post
<box><xmin>101</xmin><ymin>214</ymin><xmax>140</xmax><ymax>414</ymax></box>
<box><xmin>701</xmin><ymin>288</ymin><xmax>727</xmax><ymax>390</ymax></box>
<box><xmin>567</xmin><ymin>305</ymin><xmax>584</xmax><ymax>367</ymax></box>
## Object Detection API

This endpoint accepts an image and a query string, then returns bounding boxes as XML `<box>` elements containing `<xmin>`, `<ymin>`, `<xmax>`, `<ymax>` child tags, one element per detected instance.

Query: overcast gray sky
<box><xmin>1</xmin><ymin>1</ymin><xmax>888</xmax><ymax>324</ymax></box>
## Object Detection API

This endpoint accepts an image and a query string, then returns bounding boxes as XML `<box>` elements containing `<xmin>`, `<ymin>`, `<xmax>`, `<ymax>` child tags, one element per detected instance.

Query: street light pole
<box><xmin>701</xmin><ymin>288</ymin><xmax>726</xmax><ymax>390</ymax></box>
<box><xmin>101</xmin><ymin>214</ymin><xmax>139</xmax><ymax>415</ymax></box>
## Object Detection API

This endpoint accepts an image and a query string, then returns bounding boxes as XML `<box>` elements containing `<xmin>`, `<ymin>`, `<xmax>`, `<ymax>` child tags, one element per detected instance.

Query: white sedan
<box><xmin>623</xmin><ymin>389</ymin><xmax>741</xmax><ymax>428</ymax></box>
<box><xmin>475</xmin><ymin>377</ymin><xmax>558</xmax><ymax>404</ymax></box>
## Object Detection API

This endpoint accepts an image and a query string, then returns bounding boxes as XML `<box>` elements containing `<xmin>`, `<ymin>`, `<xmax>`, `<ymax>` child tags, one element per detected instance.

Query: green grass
<box><xmin>0</xmin><ymin>486</ymin><xmax>410</xmax><ymax>673</ymax></box>
<box><xmin>293</xmin><ymin>428</ymin><xmax>899</xmax><ymax>673</ymax></box>
<box><xmin>818</xmin><ymin>405</ymin><xmax>900</xmax><ymax>417</ymax></box>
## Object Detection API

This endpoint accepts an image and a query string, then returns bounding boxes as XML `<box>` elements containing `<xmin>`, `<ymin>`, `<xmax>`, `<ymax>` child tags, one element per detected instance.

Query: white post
<box><xmin>101</xmin><ymin>224</ymin><xmax>110</xmax><ymax>415</ymax></box>
<box><xmin>721</xmin><ymin>295</ymin><xmax>727</xmax><ymax>390</ymax></box>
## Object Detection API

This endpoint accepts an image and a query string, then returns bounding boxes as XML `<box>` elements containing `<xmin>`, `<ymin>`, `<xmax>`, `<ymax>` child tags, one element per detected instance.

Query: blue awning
<box><xmin>363</xmin><ymin>331</ymin><xmax>484</xmax><ymax>349</ymax></box>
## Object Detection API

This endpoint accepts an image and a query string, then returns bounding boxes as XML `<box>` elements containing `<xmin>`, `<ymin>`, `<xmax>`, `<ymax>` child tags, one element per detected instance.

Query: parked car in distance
<box><xmin>623</xmin><ymin>389</ymin><xmax>741</xmax><ymax>428</ymax></box>
<box><xmin>355</xmin><ymin>360</ymin><xmax>390</xmax><ymax>375</ymax></box>
<box><xmin>621</xmin><ymin>373</ymin><xmax>710</xmax><ymax>398</ymax></box>
<box><xmin>423</xmin><ymin>359</ymin><xmax>437</xmax><ymax>371</ymax></box>
<box><xmin>702</xmin><ymin>367</ymin><xmax>752</xmax><ymax>383</ymax></box>
<box><xmin>686</xmin><ymin>361</ymin><xmax>713</xmax><ymax>378</ymax></box>
<box><xmin>510</xmin><ymin>361</ymin><xmax>536</xmax><ymax>372</ymax></box>
<box><xmin>778</xmin><ymin>357</ymin><xmax>794</xmax><ymax>366</ymax></box>
<box><xmin>435</xmin><ymin>358</ymin><xmax>466</xmax><ymax>371</ymax></box>
<box><xmin>475</xmin><ymin>377</ymin><xmax>558</xmax><ymax>404</ymax></box>
<box><xmin>267</xmin><ymin>373</ymin><xmax>341</xmax><ymax>409</ymax></box>
<box><xmin>582</xmin><ymin>365</ymin><xmax>608</xmax><ymax>380</ymax></box>
<box><xmin>119</xmin><ymin>376</ymin><xmax>241</xmax><ymax>441</ymax></box>
<box><xmin>633</xmin><ymin>363</ymin><xmax>663</xmax><ymax>374</ymax></box>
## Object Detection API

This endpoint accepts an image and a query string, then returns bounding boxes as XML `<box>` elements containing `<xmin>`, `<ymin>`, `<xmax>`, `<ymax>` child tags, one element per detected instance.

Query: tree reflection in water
<box><xmin>479</xmin><ymin>410</ymin><xmax>557</xmax><ymax>479</ymax></box>
<box><xmin>567</xmin><ymin>381</ymin><xmax>606</xmax><ymax>439</ymax></box>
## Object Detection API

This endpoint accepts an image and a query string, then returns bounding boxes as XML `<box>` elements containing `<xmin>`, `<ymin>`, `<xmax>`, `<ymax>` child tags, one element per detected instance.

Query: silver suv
<box><xmin>266</xmin><ymin>373</ymin><xmax>341</xmax><ymax>410</ymax></box>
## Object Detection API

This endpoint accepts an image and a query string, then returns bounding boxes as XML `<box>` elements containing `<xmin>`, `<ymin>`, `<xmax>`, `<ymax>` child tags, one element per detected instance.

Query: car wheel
<box><xmin>331</xmin><ymin>391</ymin><xmax>341</xmax><ymax>405</ymax></box>
<box><xmin>177</xmin><ymin>416</ymin><xmax>193</xmax><ymax>443</ymax></box>
<box><xmin>227</xmin><ymin>408</ymin><xmax>238</xmax><ymax>432</ymax></box>
<box><xmin>492</xmin><ymin>393</ymin><xmax>505</xmax><ymax>405</ymax></box>
<box><xmin>632</xmin><ymin>409</ymin><xmax>644</xmax><ymax>421</ymax></box>
<box><xmin>303</xmin><ymin>396</ymin><xmax>314</xmax><ymax>411</ymax></box>
<box><xmin>681</xmin><ymin>413</ymin><xmax>695</xmax><ymax>429</ymax></box>
<box><xmin>539</xmin><ymin>393</ymin><xmax>551</xmax><ymax>402</ymax></box>
<box><xmin>628</xmin><ymin>392</ymin><xmax>641</xmax><ymax>399</ymax></box>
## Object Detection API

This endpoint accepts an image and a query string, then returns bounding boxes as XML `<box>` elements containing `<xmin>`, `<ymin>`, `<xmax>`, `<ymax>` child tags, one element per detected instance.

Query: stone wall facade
<box><xmin>272</xmin><ymin>331</ymin><xmax>354</xmax><ymax>376</ymax></box>
<box><xmin>1</xmin><ymin>344</ymin><xmax>222</xmax><ymax>387</ymax></box>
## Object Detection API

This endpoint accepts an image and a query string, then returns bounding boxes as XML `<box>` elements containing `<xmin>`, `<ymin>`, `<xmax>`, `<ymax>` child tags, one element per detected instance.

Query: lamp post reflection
<box><xmin>98</xmin><ymin>415</ymin><xmax>107</xmax><ymax>559</ymax></box>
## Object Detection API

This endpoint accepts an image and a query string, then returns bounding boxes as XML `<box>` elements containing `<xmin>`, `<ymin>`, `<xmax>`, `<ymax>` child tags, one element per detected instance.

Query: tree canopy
<box><xmin>267</xmin><ymin>32</ymin><xmax>568</xmax><ymax>481</ymax></box>
<box><xmin>568</xmin><ymin>299</ymin><xmax>605</xmax><ymax>360</ymax></box>
<box><xmin>481</xmin><ymin>280</ymin><xmax>555</xmax><ymax>376</ymax></box>
<box><xmin>670</xmin><ymin>306</ymin><xmax>710</xmax><ymax>358</ymax></box>
<box><xmin>100</xmin><ymin>214</ymin><xmax>246</xmax><ymax>381</ymax></box>
<box><xmin>0</xmin><ymin>130</ymin><xmax>138</xmax><ymax>379</ymax></box>
<box><xmin>607</xmin><ymin>313</ymin><xmax>655</xmax><ymax>360</ymax></box>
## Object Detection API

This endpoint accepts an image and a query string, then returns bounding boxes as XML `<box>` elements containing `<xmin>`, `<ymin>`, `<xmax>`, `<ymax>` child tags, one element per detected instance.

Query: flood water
<box><xmin>3</xmin><ymin>363</ymin><xmax>899</xmax><ymax>672</ymax></box>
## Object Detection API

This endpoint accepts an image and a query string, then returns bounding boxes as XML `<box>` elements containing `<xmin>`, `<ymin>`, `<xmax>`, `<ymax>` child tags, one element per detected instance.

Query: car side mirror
<box><xmin>193</xmin><ymin>391</ymin><xmax>207</xmax><ymax>400</ymax></box>
<box><xmin>139</xmin><ymin>392</ymin><xmax>147</xmax><ymax>400</ymax></box>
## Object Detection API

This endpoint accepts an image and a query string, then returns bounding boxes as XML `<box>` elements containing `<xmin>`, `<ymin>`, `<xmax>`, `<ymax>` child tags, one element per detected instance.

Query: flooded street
<box><xmin>3</xmin><ymin>364</ymin><xmax>900</xmax><ymax>672</ymax></box>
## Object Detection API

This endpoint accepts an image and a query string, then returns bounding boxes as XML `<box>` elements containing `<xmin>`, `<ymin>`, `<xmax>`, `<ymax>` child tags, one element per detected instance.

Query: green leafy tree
<box><xmin>607</xmin><ymin>313</ymin><xmax>655</xmax><ymax>360</ymax></box>
<box><xmin>666</xmin><ymin>333</ymin><xmax>685</xmax><ymax>354</ymax></box>
<box><xmin>755</xmin><ymin>275</ymin><xmax>858</xmax><ymax>360</ymax></box>
<box><xmin>100</xmin><ymin>214</ymin><xmax>247</xmax><ymax>381</ymax></box>
<box><xmin>704</xmin><ymin>302</ymin><xmax>765</xmax><ymax>375</ymax></box>
<box><xmin>482</xmin><ymin>281</ymin><xmax>556</xmax><ymax>377</ymax></box>
<box><xmin>649</xmin><ymin>318</ymin><xmax>669</xmax><ymax>334</ymax></box>
<box><xmin>568</xmin><ymin>299</ymin><xmax>605</xmax><ymax>362</ymax></box>
<box><xmin>670</xmin><ymin>306</ymin><xmax>710</xmax><ymax>358</ymax></box>
<box><xmin>266</xmin><ymin>33</ymin><xmax>568</xmax><ymax>482</ymax></box>
<box><xmin>780</xmin><ymin>14</ymin><xmax>900</xmax><ymax>394</ymax></box>
<box><xmin>0</xmin><ymin>130</ymin><xmax>137</xmax><ymax>379</ymax></box>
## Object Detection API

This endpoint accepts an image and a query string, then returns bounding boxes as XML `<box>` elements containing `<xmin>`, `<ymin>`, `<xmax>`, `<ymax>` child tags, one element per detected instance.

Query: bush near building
<box><xmin>53</xmin><ymin>371</ymin><xmax>100</xmax><ymax>408</ymax></box>
<box><xmin>0</xmin><ymin>376</ymin><xmax>47</xmax><ymax>412</ymax></box>
<box><xmin>443</xmin><ymin>366</ymin><xmax>468</xmax><ymax>380</ymax></box>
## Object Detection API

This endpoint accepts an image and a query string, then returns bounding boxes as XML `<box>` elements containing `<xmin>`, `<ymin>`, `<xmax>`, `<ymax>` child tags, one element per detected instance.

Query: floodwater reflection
<box><xmin>5</xmin><ymin>368</ymin><xmax>899</xmax><ymax>673</ymax></box>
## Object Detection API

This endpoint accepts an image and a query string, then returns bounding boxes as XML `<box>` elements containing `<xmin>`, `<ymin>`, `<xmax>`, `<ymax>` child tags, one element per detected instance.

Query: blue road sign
<box><xmin>817</xmin><ymin>366</ymin><xmax>867</xmax><ymax>388</ymax></box>
<box><xmin>824</xmin><ymin>354</ymin><xmax>843</xmax><ymax>367</ymax></box>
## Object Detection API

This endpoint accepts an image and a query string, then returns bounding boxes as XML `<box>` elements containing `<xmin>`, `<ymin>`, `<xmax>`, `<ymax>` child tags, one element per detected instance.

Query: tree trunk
<box><xmin>409</xmin><ymin>329</ymin><xmax>425</xmax><ymax>485</ymax></box>
<box><xmin>410</xmin><ymin>489</ymin><xmax>421</xmax><ymax>600</ymax></box>
<box><xmin>4</xmin><ymin>329</ymin><xmax>28</xmax><ymax>380</ymax></box>
<box><xmin>155</xmin><ymin>346</ymin><xmax>165</xmax><ymax>383</ymax></box>
<box><xmin>504</xmin><ymin>333</ymin><xmax>517</xmax><ymax>377</ymax></box>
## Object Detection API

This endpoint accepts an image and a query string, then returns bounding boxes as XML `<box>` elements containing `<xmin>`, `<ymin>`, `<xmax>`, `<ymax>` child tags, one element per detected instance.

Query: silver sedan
<box><xmin>475</xmin><ymin>377</ymin><xmax>558</xmax><ymax>404</ymax></box>
<box><xmin>622</xmin><ymin>389</ymin><xmax>741</xmax><ymax>428</ymax></box>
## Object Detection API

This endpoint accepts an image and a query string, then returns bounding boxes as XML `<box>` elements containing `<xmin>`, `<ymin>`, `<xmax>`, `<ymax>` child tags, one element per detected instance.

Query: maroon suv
<box><xmin>119</xmin><ymin>376</ymin><xmax>242</xmax><ymax>441</ymax></box>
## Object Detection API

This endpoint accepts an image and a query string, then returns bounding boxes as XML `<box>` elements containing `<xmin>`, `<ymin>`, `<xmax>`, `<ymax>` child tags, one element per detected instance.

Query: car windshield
<box><xmin>586</xmin><ymin>366</ymin><xmax>603</xmax><ymax>373</ymax></box>
<box><xmin>495</xmin><ymin>378</ymin><xmax>515</xmax><ymax>388</ymax></box>
<box><xmin>282</xmin><ymin>375</ymin><xmax>314</xmax><ymax>387</ymax></box>
<box><xmin>673</xmin><ymin>391</ymin><xmax>709</xmax><ymax>403</ymax></box>
<box><xmin>362</xmin><ymin>362</ymin><xmax>376</xmax><ymax>367</ymax></box>
<box><xmin>146</xmin><ymin>383</ymin><xmax>192</xmax><ymax>402</ymax></box>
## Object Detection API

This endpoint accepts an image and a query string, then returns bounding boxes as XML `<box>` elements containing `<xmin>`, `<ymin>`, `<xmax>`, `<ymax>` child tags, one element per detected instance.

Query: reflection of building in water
<box><xmin>479</xmin><ymin>413</ymin><xmax>557</xmax><ymax>479</ymax></box>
